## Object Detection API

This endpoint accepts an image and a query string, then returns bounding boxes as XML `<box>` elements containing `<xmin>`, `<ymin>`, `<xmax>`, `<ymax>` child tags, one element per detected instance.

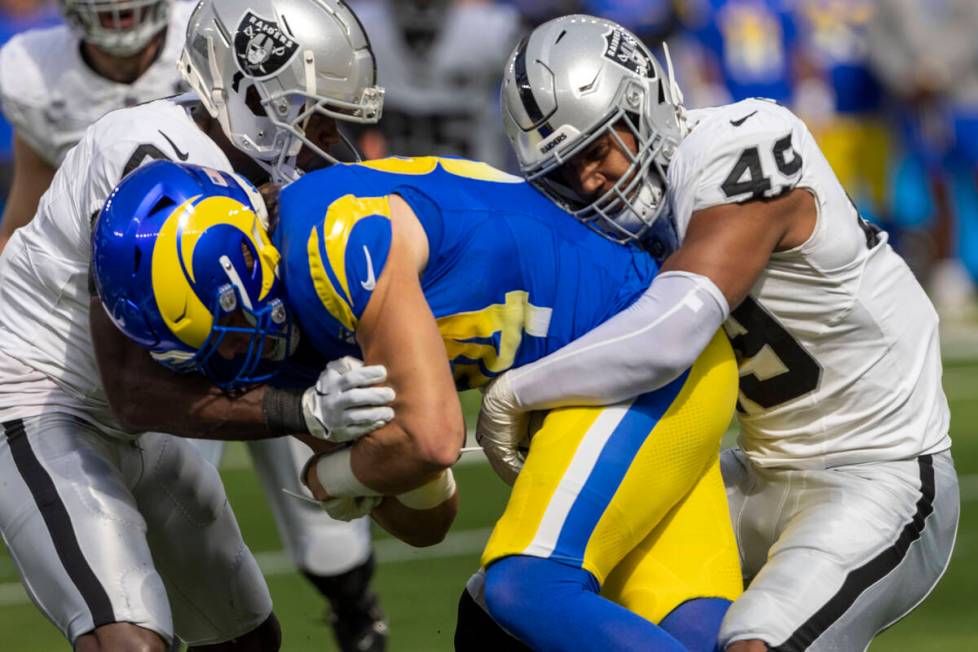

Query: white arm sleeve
<box><xmin>509</xmin><ymin>271</ymin><xmax>730</xmax><ymax>409</ymax></box>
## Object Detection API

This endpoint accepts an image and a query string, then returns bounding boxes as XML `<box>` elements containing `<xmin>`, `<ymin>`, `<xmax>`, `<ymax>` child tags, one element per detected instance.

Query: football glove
<box><xmin>321</xmin><ymin>495</ymin><xmax>384</xmax><ymax>522</ymax></box>
<box><xmin>303</xmin><ymin>356</ymin><xmax>395</xmax><ymax>442</ymax></box>
<box><xmin>476</xmin><ymin>373</ymin><xmax>529</xmax><ymax>486</ymax></box>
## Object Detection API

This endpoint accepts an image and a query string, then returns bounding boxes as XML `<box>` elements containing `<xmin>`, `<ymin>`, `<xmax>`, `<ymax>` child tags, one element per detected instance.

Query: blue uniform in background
<box><xmin>690</xmin><ymin>0</ymin><xmax>796</xmax><ymax>104</ymax></box>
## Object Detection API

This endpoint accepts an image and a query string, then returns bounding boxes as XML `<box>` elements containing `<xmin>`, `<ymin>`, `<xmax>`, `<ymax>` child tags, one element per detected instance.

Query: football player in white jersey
<box><xmin>0</xmin><ymin>0</ymin><xmax>193</xmax><ymax>254</ymax></box>
<box><xmin>0</xmin><ymin>0</ymin><xmax>393</xmax><ymax>650</ymax></box>
<box><xmin>475</xmin><ymin>15</ymin><xmax>959</xmax><ymax>652</ymax></box>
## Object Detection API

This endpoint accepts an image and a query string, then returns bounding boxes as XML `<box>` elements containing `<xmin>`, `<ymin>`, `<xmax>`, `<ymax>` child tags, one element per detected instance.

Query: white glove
<box><xmin>476</xmin><ymin>373</ymin><xmax>530</xmax><ymax>486</ymax></box>
<box><xmin>302</xmin><ymin>356</ymin><xmax>395</xmax><ymax>442</ymax></box>
<box><xmin>321</xmin><ymin>495</ymin><xmax>383</xmax><ymax>522</ymax></box>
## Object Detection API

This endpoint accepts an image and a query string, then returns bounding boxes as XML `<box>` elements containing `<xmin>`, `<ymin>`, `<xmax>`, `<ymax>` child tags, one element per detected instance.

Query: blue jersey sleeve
<box><xmin>305</xmin><ymin>195</ymin><xmax>393</xmax><ymax>333</ymax></box>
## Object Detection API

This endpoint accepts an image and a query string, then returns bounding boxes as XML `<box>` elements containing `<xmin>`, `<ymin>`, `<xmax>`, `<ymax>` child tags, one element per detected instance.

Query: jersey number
<box><xmin>122</xmin><ymin>143</ymin><xmax>172</xmax><ymax>178</ymax></box>
<box><xmin>724</xmin><ymin>296</ymin><xmax>821</xmax><ymax>411</ymax></box>
<box><xmin>721</xmin><ymin>134</ymin><xmax>802</xmax><ymax>199</ymax></box>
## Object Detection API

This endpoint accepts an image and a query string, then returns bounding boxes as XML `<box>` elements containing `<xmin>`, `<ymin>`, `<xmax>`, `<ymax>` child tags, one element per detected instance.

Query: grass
<box><xmin>0</xmin><ymin>367</ymin><xmax>975</xmax><ymax>650</ymax></box>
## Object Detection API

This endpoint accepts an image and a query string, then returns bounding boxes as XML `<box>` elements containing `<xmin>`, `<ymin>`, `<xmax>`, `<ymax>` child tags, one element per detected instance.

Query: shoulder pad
<box><xmin>302</xmin><ymin>194</ymin><xmax>393</xmax><ymax>334</ymax></box>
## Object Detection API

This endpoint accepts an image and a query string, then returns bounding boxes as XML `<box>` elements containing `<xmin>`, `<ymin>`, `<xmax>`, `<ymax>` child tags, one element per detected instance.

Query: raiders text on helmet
<box><xmin>501</xmin><ymin>15</ymin><xmax>687</xmax><ymax>243</ymax></box>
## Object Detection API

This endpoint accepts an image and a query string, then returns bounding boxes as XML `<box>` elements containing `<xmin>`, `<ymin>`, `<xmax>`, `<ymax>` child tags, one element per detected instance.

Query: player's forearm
<box><xmin>509</xmin><ymin>271</ymin><xmax>730</xmax><ymax>410</ymax></box>
<box><xmin>371</xmin><ymin>485</ymin><xmax>459</xmax><ymax>548</ymax></box>
<box><xmin>349</xmin><ymin>421</ymin><xmax>461</xmax><ymax>494</ymax></box>
<box><xmin>91</xmin><ymin>296</ymin><xmax>293</xmax><ymax>439</ymax></box>
<box><xmin>105</xmin><ymin>361</ymin><xmax>286</xmax><ymax>439</ymax></box>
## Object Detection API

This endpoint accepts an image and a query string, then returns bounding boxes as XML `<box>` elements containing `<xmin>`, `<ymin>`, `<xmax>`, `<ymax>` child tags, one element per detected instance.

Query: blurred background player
<box><xmin>0</xmin><ymin>0</ymin><xmax>391</xmax><ymax>649</ymax></box>
<box><xmin>0</xmin><ymin>0</ymin><xmax>192</xmax><ymax>253</ymax></box>
<box><xmin>0</xmin><ymin>0</ymin><xmax>59</xmax><ymax>204</ymax></box>
<box><xmin>866</xmin><ymin>0</ymin><xmax>978</xmax><ymax>324</ymax></box>
<box><xmin>350</xmin><ymin>0</ymin><xmax>521</xmax><ymax>168</ymax></box>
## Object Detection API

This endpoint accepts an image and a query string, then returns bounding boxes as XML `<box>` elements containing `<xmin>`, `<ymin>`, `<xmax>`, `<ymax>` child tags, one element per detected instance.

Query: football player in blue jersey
<box><xmin>93</xmin><ymin>155</ymin><xmax>742</xmax><ymax>652</ymax></box>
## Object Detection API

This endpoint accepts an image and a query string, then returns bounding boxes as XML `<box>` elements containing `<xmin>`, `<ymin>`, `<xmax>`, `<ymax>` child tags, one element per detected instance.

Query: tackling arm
<box><xmin>91</xmin><ymin>292</ymin><xmax>295</xmax><ymax>440</ymax></box>
<box><xmin>306</xmin><ymin>195</ymin><xmax>466</xmax><ymax>497</ymax></box>
<box><xmin>0</xmin><ymin>135</ymin><xmax>55</xmax><ymax>254</ymax></box>
<box><xmin>504</xmin><ymin>187</ymin><xmax>815</xmax><ymax>410</ymax></box>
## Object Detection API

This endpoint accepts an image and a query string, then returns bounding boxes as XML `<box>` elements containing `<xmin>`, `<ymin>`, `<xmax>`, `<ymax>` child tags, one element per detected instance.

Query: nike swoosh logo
<box><xmin>730</xmin><ymin>110</ymin><xmax>758</xmax><ymax>127</ymax></box>
<box><xmin>158</xmin><ymin>130</ymin><xmax>190</xmax><ymax>161</ymax></box>
<box><xmin>360</xmin><ymin>245</ymin><xmax>377</xmax><ymax>291</ymax></box>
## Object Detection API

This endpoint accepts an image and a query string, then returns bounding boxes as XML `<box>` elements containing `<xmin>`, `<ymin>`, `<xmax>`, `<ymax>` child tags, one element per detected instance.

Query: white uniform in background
<box><xmin>0</xmin><ymin>0</ymin><xmax>193</xmax><ymax>167</ymax></box>
<box><xmin>353</xmin><ymin>0</ymin><xmax>521</xmax><ymax>168</ymax></box>
<box><xmin>667</xmin><ymin>98</ymin><xmax>957</xmax><ymax>650</ymax></box>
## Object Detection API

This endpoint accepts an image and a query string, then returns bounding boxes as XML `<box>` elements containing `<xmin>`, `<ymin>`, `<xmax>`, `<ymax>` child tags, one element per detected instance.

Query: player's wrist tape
<box><xmin>395</xmin><ymin>469</ymin><xmax>457</xmax><ymax>509</ymax></box>
<box><xmin>315</xmin><ymin>448</ymin><xmax>382</xmax><ymax>498</ymax></box>
<box><xmin>263</xmin><ymin>387</ymin><xmax>307</xmax><ymax>435</ymax></box>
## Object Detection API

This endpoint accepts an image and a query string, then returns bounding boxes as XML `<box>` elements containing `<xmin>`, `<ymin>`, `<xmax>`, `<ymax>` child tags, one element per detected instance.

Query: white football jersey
<box><xmin>0</xmin><ymin>98</ymin><xmax>232</xmax><ymax>438</ymax></box>
<box><xmin>0</xmin><ymin>1</ymin><xmax>193</xmax><ymax>167</ymax></box>
<box><xmin>668</xmin><ymin>98</ymin><xmax>950</xmax><ymax>468</ymax></box>
<box><xmin>353</xmin><ymin>0</ymin><xmax>521</xmax><ymax>167</ymax></box>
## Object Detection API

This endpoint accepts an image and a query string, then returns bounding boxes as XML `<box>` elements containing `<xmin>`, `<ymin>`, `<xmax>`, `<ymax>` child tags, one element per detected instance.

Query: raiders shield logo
<box><xmin>602</xmin><ymin>28</ymin><xmax>652</xmax><ymax>78</ymax></box>
<box><xmin>233</xmin><ymin>11</ymin><xmax>299</xmax><ymax>79</ymax></box>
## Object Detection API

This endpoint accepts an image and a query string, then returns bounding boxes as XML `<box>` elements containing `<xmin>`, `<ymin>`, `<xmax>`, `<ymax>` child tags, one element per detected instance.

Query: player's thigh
<box><xmin>482</xmin><ymin>332</ymin><xmax>738</xmax><ymax>583</ymax></box>
<box><xmin>0</xmin><ymin>415</ymin><xmax>173</xmax><ymax>644</ymax></box>
<box><xmin>188</xmin><ymin>437</ymin><xmax>226</xmax><ymax>468</ymax></box>
<box><xmin>133</xmin><ymin>432</ymin><xmax>272</xmax><ymax>647</ymax></box>
<box><xmin>720</xmin><ymin>451</ymin><xmax>958</xmax><ymax>651</ymax></box>
<box><xmin>247</xmin><ymin>436</ymin><xmax>372</xmax><ymax>575</ymax></box>
<box><xmin>602</xmin><ymin>458</ymin><xmax>742</xmax><ymax>625</ymax></box>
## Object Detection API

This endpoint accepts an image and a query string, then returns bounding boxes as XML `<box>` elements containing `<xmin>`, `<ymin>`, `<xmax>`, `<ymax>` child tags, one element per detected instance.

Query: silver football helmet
<box><xmin>59</xmin><ymin>0</ymin><xmax>171</xmax><ymax>57</ymax></box>
<box><xmin>180</xmin><ymin>0</ymin><xmax>384</xmax><ymax>182</ymax></box>
<box><xmin>501</xmin><ymin>15</ymin><xmax>687</xmax><ymax>243</ymax></box>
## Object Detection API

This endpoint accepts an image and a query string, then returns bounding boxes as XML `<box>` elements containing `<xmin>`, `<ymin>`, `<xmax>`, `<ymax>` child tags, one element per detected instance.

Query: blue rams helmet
<box><xmin>92</xmin><ymin>160</ymin><xmax>296</xmax><ymax>390</ymax></box>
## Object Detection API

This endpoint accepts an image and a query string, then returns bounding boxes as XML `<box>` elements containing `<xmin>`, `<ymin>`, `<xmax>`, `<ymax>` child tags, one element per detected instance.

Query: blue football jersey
<box><xmin>274</xmin><ymin>156</ymin><xmax>657</xmax><ymax>390</ymax></box>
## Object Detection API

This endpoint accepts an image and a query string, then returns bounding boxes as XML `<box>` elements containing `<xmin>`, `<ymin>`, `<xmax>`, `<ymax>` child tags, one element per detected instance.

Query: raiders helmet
<box><xmin>501</xmin><ymin>15</ymin><xmax>686</xmax><ymax>243</ymax></box>
<box><xmin>59</xmin><ymin>0</ymin><xmax>171</xmax><ymax>57</ymax></box>
<box><xmin>180</xmin><ymin>0</ymin><xmax>384</xmax><ymax>182</ymax></box>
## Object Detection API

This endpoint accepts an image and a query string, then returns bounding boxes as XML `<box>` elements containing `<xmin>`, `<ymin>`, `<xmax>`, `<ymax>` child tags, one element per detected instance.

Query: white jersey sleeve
<box><xmin>668</xmin><ymin>99</ymin><xmax>950</xmax><ymax>468</ymax></box>
<box><xmin>0</xmin><ymin>99</ymin><xmax>232</xmax><ymax>438</ymax></box>
<box><xmin>0</xmin><ymin>1</ymin><xmax>192</xmax><ymax>167</ymax></box>
<box><xmin>670</xmin><ymin>99</ymin><xmax>808</xmax><ymax>236</ymax></box>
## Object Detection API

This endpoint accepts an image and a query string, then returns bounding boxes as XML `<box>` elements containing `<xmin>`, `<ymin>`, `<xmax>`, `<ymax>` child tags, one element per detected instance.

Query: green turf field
<box><xmin>0</xmin><ymin>366</ymin><xmax>975</xmax><ymax>650</ymax></box>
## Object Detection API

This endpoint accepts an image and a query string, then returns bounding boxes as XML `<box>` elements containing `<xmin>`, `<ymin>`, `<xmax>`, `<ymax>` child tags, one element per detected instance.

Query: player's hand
<box><xmin>302</xmin><ymin>356</ymin><xmax>395</xmax><ymax>442</ymax></box>
<box><xmin>476</xmin><ymin>373</ymin><xmax>529</xmax><ymax>486</ymax></box>
<box><xmin>321</xmin><ymin>495</ymin><xmax>383</xmax><ymax>522</ymax></box>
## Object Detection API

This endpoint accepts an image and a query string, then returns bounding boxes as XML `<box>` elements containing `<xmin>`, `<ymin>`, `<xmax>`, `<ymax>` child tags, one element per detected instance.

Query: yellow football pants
<box><xmin>482</xmin><ymin>332</ymin><xmax>743</xmax><ymax>624</ymax></box>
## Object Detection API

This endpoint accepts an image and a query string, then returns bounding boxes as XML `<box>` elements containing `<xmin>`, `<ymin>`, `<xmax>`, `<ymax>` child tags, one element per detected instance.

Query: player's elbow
<box><xmin>413</xmin><ymin>416</ymin><xmax>465</xmax><ymax>471</ymax></box>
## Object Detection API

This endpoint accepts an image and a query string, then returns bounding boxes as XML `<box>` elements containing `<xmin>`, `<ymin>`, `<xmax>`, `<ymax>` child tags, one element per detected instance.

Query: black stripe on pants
<box><xmin>772</xmin><ymin>455</ymin><xmax>935</xmax><ymax>652</ymax></box>
<box><xmin>4</xmin><ymin>418</ymin><xmax>116</xmax><ymax>628</ymax></box>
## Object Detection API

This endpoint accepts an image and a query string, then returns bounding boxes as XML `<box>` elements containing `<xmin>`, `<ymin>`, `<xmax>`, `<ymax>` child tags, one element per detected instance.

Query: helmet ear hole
<box><xmin>149</xmin><ymin>195</ymin><xmax>177</xmax><ymax>216</ymax></box>
<box><xmin>240</xmin><ymin>239</ymin><xmax>256</xmax><ymax>273</ymax></box>
<box><xmin>244</xmin><ymin>85</ymin><xmax>266</xmax><ymax>119</ymax></box>
<box><xmin>131</xmin><ymin>248</ymin><xmax>142</xmax><ymax>277</ymax></box>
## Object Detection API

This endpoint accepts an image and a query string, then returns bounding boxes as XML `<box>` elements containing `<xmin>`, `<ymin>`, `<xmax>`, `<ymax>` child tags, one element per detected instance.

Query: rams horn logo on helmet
<box><xmin>233</xmin><ymin>11</ymin><xmax>299</xmax><ymax>79</ymax></box>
